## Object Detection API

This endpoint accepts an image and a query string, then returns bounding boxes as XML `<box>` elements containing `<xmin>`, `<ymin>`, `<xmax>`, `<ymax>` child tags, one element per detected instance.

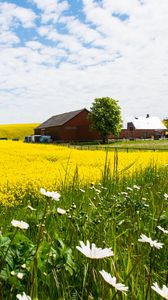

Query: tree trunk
<box><xmin>102</xmin><ymin>135</ymin><xmax>108</xmax><ymax>144</ymax></box>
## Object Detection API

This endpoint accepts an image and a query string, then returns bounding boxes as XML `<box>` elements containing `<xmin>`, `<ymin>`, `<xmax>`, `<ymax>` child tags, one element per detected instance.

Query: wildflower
<box><xmin>99</xmin><ymin>270</ymin><xmax>128</xmax><ymax>295</ymax></box>
<box><xmin>16</xmin><ymin>292</ymin><xmax>32</xmax><ymax>300</ymax></box>
<box><xmin>94</xmin><ymin>188</ymin><xmax>101</xmax><ymax>194</ymax></box>
<box><xmin>10</xmin><ymin>270</ymin><xmax>16</xmax><ymax>276</ymax></box>
<box><xmin>27</xmin><ymin>205</ymin><xmax>36</xmax><ymax>211</ymax></box>
<box><xmin>157</xmin><ymin>226</ymin><xmax>168</xmax><ymax>234</ymax></box>
<box><xmin>57</xmin><ymin>207</ymin><xmax>66</xmax><ymax>215</ymax></box>
<box><xmin>76</xmin><ymin>240</ymin><xmax>114</xmax><ymax>259</ymax></box>
<box><xmin>101</xmin><ymin>186</ymin><xmax>108</xmax><ymax>190</ymax></box>
<box><xmin>120</xmin><ymin>192</ymin><xmax>128</xmax><ymax>196</ymax></box>
<box><xmin>151</xmin><ymin>282</ymin><xmax>168</xmax><ymax>299</ymax></box>
<box><xmin>40</xmin><ymin>188</ymin><xmax>60</xmax><ymax>201</ymax></box>
<box><xmin>143</xmin><ymin>203</ymin><xmax>149</xmax><ymax>208</ymax></box>
<box><xmin>138</xmin><ymin>234</ymin><xmax>164</xmax><ymax>249</ymax></box>
<box><xmin>164</xmin><ymin>193</ymin><xmax>168</xmax><ymax>200</ymax></box>
<box><xmin>126</xmin><ymin>187</ymin><xmax>133</xmax><ymax>191</ymax></box>
<box><xmin>11</xmin><ymin>220</ymin><xmax>29</xmax><ymax>230</ymax></box>
<box><xmin>72</xmin><ymin>203</ymin><xmax>76</xmax><ymax>209</ymax></box>
<box><xmin>21</xmin><ymin>263</ymin><xmax>26</xmax><ymax>269</ymax></box>
<box><xmin>17</xmin><ymin>272</ymin><xmax>24</xmax><ymax>279</ymax></box>
<box><xmin>133</xmin><ymin>185</ymin><xmax>140</xmax><ymax>190</ymax></box>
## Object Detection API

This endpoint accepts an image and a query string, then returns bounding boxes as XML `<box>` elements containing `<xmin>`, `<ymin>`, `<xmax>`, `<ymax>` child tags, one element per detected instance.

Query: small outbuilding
<box><xmin>121</xmin><ymin>114</ymin><xmax>166</xmax><ymax>139</ymax></box>
<box><xmin>34</xmin><ymin>108</ymin><xmax>100</xmax><ymax>142</ymax></box>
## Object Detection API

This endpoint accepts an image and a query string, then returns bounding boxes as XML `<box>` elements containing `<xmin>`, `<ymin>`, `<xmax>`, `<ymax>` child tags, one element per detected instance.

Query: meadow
<box><xmin>73</xmin><ymin>139</ymin><xmax>168</xmax><ymax>151</ymax></box>
<box><xmin>0</xmin><ymin>141</ymin><xmax>167</xmax><ymax>299</ymax></box>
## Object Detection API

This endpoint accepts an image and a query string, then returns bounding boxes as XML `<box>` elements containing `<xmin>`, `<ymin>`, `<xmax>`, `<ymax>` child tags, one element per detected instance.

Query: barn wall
<box><xmin>120</xmin><ymin>129</ymin><xmax>166</xmax><ymax>139</ymax></box>
<box><xmin>34</xmin><ymin>128</ymin><xmax>41</xmax><ymax>135</ymax></box>
<box><xmin>60</xmin><ymin>110</ymin><xmax>101</xmax><ymax>141</ymax></box>
<box><xmin>35</xmin><ymin>126</ymin><xmax>61</xmax><ymax>140</ymax></box>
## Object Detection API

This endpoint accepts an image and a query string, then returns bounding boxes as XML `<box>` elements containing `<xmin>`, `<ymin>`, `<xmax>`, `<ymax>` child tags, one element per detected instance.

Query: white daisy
<box><xmin>57</xmin><ymin>207</ymin><xmax>66</xmax><ymax>215</ymax></box>
<box><xmin>99</xmin><ymin>270</ymin><xmax>128</xmax><ymax>295</ymax></box>
<box><xmin>164</xmin><ymin>193</ymin><xmax>168</xmax><ymax>200</ymax></box>
<box><xmin>27</xmin><ymin>205</ymin><xmax>36</xmax><ymax>211</ymax></box>
<box><xmin>11</xmin><ymin>220</ymin><xmax>29</xmax><ymax>230</ymax></box>
<box><xmin>121</xmin><ymin>192</ymin><xmax>128</xmax><ymax>196</ymax></box>
<box><xmin>138</xmin><ymin>234</ymin><xmax>164</xmax><ymax>249</ymax></box>
<box><xmin>151</xmin><ymin>282</ymin><xmax>168</xmax><ymax>299</ymax></box>
<box><xmin>76</xmin><ymin>240</ymin><xmax>114</xmax><ymax>259</ymax></box>
<box><xmin>157</xmin><ymin>226</ymin><xmax>168</xmax><ymax>234</ymax></box>
<box><xmin>16</xmin><ymin>292</ymin><xmax>32</xmax><ymax>300</ymax></box>
<box><xmin>133</xmin><ymin>185</ymin><xmax>140</xmax><ymax>190</ymax></box>
<box><xmin>17</xmin><ymin>272</ymin><xmax>24</xmax><ymax>279</ymax></box>
<box><xmin>40</xmin><ymin>188</ymin><xmax>60</xmax><ymax>201</ymax></box>
<box><xmin>126</xmin><ymin>187</ymin><xmax>133</xmax><ymax>191</ymax></box>
<box><xmin>10</xmin><ymin>271</ymin><xmax>16</xmax><ymax>276</ymax></box>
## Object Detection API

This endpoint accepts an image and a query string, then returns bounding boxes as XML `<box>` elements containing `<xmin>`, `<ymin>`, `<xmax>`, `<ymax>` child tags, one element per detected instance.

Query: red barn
<box><xmin>34</xmin><ymin>108</ymin><xmax>100</xmax><ymax>142</ymax></box>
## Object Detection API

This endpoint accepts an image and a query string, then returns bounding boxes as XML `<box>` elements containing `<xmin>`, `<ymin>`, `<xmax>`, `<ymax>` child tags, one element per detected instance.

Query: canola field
<box><xmin>0</xmin><ymin>123</ymin><xmax>39</xmax><ymax>140</ymax></box>
<box><xmin>0</xmin><ymin>140</ymin><xmax>168</xmax><ymax>206</ymax></box>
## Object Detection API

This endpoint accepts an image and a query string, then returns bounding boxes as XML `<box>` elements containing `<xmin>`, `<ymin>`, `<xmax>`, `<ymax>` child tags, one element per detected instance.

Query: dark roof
<box><xmin>36</xmin><ymin>108</ymin><xmax>88</xmax><ymax>129</ymax></box>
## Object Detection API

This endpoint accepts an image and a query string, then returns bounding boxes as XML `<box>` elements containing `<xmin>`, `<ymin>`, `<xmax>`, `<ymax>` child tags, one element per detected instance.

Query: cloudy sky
<box><xmin>0</xmin><ymin>0</ymin><xmax>168</xmax><ymax>124</ymax></box>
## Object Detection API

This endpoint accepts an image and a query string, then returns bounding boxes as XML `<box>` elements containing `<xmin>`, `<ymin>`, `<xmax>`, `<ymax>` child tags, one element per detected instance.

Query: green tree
<box><xmin>89</xmin><ymin>97</ymin><xmax>122</xmax><ymax>143</ymax></box>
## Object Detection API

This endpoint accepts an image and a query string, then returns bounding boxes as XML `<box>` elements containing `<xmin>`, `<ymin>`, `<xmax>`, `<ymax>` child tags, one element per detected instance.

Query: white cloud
<box><xmin>38</xmin><ymin>25</ymin><xmax>83</xmax><ymax>52</ymax></box>
<box><xmin>0</xmin><ymin>31</ymin><xmax>20</xmax><ymax>46</ymax></box>
<box><xmin>0</xmin><ymin>0</ymin><xmax>168</xmax><ymax>123</ymax></box>
<box><xmin>0</xmin><ymin>2</ymin><xmax>37</xmax><ymax>30</ymax></box>
<box><xmin>59</xmin><ymin>16</ymin><xmax>103</xmax><ymax>44</ymax></box>
<box><xmin>32</xmin><ymin>0</ymin><xmax>69</xmax><ymax>23</ymax></box>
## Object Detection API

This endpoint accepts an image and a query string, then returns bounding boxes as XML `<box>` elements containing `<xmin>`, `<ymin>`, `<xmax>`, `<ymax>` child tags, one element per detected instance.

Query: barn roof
<box><xmin>36</xmin><ymin>108</ymin><xmax>88</xmax><ymax>129</ymax></box>
<box><xmin>126</xmin><ymin>115</ymin><xmax>166</xmax><ymax>130</ymax></box>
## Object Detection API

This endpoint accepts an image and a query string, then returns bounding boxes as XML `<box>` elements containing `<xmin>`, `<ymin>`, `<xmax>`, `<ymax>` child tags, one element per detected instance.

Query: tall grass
<box><xmin>0</xmin><ymin>151</ymin><xmax>167</xmax><ymax>299</ymax></box>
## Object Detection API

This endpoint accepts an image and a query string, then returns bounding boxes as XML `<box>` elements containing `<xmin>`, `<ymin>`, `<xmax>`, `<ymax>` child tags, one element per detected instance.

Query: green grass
<box><xmin>0</xmin><ymin>160</ymin><xmax>167</xmax><ymax>299</ymax></box>
<box><xmin>72</xmin><ymin>139</ymin><xmax>168</xmax><ymax>151</ymax></box>
<box><xmin>0</xmin><ymin>123</ymin><xmax>40</xmax><ymax>140</ymax></box>
<box><xmin>109</xmin><ymin>138</ymin><xmax>168</xmax><ymax>148</ymax></box>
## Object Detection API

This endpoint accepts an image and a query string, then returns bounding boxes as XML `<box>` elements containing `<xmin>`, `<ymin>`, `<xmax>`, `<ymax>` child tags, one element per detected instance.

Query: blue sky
<box><xmin>0</xmin><ymin>0</ymin><xmax>168</xmax><ymax>123</ymax></box>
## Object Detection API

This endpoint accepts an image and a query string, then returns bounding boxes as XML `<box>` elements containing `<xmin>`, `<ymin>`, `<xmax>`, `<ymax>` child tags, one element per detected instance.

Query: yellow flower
<box><xmin>0</xmin><ymin>141</ymin><xmax>168</xmax><ymax>206</ymax></box>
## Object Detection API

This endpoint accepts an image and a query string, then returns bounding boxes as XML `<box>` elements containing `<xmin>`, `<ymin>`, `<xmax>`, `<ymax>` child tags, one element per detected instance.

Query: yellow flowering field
<box><xmin>0</xmin><ymin>141</ymin><xmax>168</xmax><ymax>206</ymax></box>
<box><xmin>0</xmin><ymin>123</ymin><xmax>39</xmax><ymax>140</ymax></box>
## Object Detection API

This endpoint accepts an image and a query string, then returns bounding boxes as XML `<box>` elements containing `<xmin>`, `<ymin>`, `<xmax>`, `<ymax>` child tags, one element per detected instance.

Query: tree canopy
<box><xmin>89</xmin><ymin>97</ymin><xmax>122</xmax><ymax>143</ymax></box>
